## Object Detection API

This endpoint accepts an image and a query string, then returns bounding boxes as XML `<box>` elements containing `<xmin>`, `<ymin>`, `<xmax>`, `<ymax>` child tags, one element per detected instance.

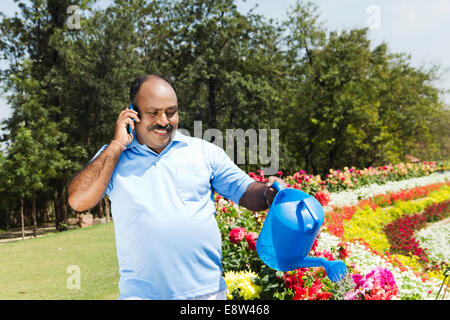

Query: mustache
<box><xmin>148</xmin><ymin>124</ymin><xmax>173</xmax><ymax>131</ymax></box>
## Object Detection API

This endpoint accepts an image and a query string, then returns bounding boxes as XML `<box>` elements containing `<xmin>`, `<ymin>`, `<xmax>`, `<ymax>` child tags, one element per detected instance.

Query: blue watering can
<box><xmin>256</xmin><ymin>182</ymin><xmax>347</xmax><ymax>282</ymax></box>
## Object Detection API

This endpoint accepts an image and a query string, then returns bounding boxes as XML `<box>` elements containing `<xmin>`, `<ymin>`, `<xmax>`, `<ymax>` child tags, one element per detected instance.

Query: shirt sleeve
<box><xmin>209</xmin><ymin>144</ymin><xmax>255</xmax><ymax>204</ymax></box>
<box><xmin>90</xmin><ymin>144</ymin><xmax>113</xmax><ymax>196</ymax></box>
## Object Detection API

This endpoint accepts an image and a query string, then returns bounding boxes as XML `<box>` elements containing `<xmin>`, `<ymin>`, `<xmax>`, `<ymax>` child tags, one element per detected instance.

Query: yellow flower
<box><xmin>237</xmin><ymin>277</ymin><xmax>262</xmax><ymax>300</ymax></box>
<box><xmin>224</xmin><ymin>270</ymin><xmax>262</xmax><ymax>300</ymax></box>
<box><xmin>224</xmin><ymin>271</ymin><xmax>238</xmax><ymax>299</ymax></box>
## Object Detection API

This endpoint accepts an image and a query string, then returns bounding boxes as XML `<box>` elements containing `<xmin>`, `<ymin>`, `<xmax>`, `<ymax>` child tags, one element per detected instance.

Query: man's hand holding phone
<box><xmin>113</xmin><ymin>105</ymin><xmax>140</xmax><ymax>147</ymax></box>
<box><xmin>68</xmin><ymin>105</ymin><xmax>139</xmax><ymax>212</ymax></box>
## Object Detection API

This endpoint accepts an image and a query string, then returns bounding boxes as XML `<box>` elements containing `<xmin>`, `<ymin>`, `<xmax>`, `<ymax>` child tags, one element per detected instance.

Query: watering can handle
<box><xmin>271</xmin><ymin>181</ymin><xmax>286</xmax><ymax>192</ymax></box>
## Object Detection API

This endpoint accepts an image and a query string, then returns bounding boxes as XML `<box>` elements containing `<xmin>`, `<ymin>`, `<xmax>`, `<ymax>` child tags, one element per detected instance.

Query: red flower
<box><xmin>229</xmin><ymin>227</ymin><xmax>247</xmax><ymax>244</ymax></box>
<box><xmin>283</xmin><ymin>269</ymin><xmax>306</xmax><ymax>289</ymax></box>
<box><xmin>293</xmin><ymin>286</ymin><xmax>307</xmax><ymax>300</ymax></box>
<box><xmin>338</xmin><ymin>241</ymin><xmax>350</xmax><ymax>259</ymax></box>
<box><xmin>246</xmin><ymin>232</ymin><xmax>258</xmax><ymax>250</ymax></box>
<box><xmin>314</xmin><ymin>250</ymin><xmax>334</xmax><ymax>260</ymax></box>
<box><xmin>308</xmin><ymin>282</ymin><xmax>323</xmax><ymax>298</ymax></box>
<box><xmin>311</xmin><ymin>237</ymin><xmax>319</xmax><ymax>252</ymax></box>
<box><xmin>316</xmin><ymin>291</ymin><xmax>333</xmax><ymax>300</ymax></box>
<box><xmin>314</xmin><ymin>190</ymin><xmax>331</xmax><ymax>206</ymax></box>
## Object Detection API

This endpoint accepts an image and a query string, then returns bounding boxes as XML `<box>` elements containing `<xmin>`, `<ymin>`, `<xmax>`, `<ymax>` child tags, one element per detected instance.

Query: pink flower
<box><xmin>344</xmin><ymin>291</ymin><xmax>360</xmax><ymax>300</ymax></box>
<box><xmin>245</xmin><ymin>232</ymin><xmax>258</xmax><ymax>250</ymax></box>
<box><xmin>229</xmin><ymin>227</ymin><xmax>247</xmax><ymax>244</ymax></box>
<box><xmin>352</xmin><ymin>274</ymin><xmax>363</xmax><ymax>287</ymax></box>
<box><xmin>349</xmin><ymin>267</ymin><xmax>398</xmax><ymax>300</ymax></box>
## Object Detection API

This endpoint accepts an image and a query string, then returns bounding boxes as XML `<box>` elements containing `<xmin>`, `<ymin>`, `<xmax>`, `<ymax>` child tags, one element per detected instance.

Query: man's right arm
<box><xmin>67</xmin><ymin>143</ymin><xmax>123</xmax><ymax>212</ymax></box>
<box><xmin>68</xmin><ymin>106</ymin><xmax>139</xmax><ymax>212</ymax></box>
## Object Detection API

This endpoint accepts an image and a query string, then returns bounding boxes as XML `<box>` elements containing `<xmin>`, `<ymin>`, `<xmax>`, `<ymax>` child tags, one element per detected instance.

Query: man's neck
<box><xmin>136</xmin><ymin>134</ymin><xmax>175</xmax><ymax>155</ymax></box>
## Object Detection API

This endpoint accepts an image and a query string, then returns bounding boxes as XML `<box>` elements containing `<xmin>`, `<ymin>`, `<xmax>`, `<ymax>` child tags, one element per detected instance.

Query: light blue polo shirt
<box><xmin>91</xmin><ymin>130</ymin><xmax>255</xmax><ymax>299</ymax></box>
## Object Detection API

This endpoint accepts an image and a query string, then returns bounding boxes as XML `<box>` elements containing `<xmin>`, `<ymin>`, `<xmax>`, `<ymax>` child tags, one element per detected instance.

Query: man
<box><xmin>67</xmin><ymin>74</ymin><xmax>286</xmax><ymax>300</ymax></box>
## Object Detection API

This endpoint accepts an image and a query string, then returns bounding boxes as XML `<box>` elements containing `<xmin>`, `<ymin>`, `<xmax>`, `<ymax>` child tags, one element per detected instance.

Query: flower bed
<box><xmin>250</xmin><ymin>162</ymin><xmax>439</xmax><ymax>195</ymax></box>
<box><xmin>326</xmin><ymin>172</ymin><xmax>450</xmax><ymax>208</ymax></box>
<box><xmin>415</xmin><ymin>215</ymin><xmax>450</xmax><ymax>267</ymax></box>
<box><xmin>343</xmin><ymin>185</ymin><xmax>450</xmax><ymax>253</ymax></box>
<box><xmin>323</xmin><ymin>162</ymin><xmax>437</xmax><ymax>193</ymax></box>
<box><xmin>383</xmin><ymin>201</ymin><xmax>450</xmax><ymax>267</ymax></box>
<box><xmin>323</xmin><ymin>182</ymin><xmax>449</xmax><ymax>238</ymax></box>
<box><xmin>216</xmin><ymin>164</ymin><xmax>449</xmax><ymax>300</ymax></box>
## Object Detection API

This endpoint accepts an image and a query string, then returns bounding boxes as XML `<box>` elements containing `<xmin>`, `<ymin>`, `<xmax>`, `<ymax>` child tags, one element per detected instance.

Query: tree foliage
<box><xmin>0</xmin><ymin>0</ymin><xmax>448</xmax><ymax>230</ymax></box>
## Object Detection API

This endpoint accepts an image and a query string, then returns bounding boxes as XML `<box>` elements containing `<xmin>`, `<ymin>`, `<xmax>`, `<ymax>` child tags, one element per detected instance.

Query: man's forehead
<box><xmin>136</xmin><ymin>82</ymin><xmax>177</xmax><ymax>109</ymax></box>
<box><xmin>138</xmin><ymin>78</ymin><xmax>176</xmax><ymax>99</ymax></box>
<box><xmin>141</xmin><ymin>77</ymin><xmax>175</xmax><ymax>95</ymax></box>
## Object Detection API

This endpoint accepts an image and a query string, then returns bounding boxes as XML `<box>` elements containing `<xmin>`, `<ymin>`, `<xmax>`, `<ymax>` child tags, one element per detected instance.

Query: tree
<box><xmin>374</xmin><ymin>52</ymin><xmax>449</xmax><ymax>163</ymax></box>
<box><xmin>2</xmin><ymin>127</ymin><xmax>43</xmax><ymax>237</ymax></box>
<box><xmin>0</xmin><ymin>0</ymin><xmax>447</xmax><ymax>233</ymax></box>
<box><xmin>279</xmin><ymin>0</ymin><xmax>449</xmax><ymax>174</ymax></box>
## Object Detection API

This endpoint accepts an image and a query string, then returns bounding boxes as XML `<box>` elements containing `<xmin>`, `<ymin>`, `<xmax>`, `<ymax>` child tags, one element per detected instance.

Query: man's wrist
<box><xmin>110</xmin><ymin>140</ymin><xmax>126</xmax><ymax>152</ymax></box>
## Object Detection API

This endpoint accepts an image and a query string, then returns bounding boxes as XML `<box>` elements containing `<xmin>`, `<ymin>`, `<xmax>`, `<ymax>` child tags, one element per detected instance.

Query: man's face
<box><xmin>134</xmin><ymin>78</ymin><xmax>179</xmax><ymax>154</ymax></box>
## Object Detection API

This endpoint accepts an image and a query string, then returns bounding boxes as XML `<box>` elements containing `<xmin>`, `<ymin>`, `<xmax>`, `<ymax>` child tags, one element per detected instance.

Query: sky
<box><xmin>1</xmin><ymin>0</ymin><xmax>449</xmax><ymax>125</ymax></box>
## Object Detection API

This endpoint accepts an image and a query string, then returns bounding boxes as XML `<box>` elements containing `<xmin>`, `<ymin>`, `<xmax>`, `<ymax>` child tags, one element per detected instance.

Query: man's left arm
<box><xmin>239</xmin><ymin>176</ymin><xmax>287</xmax><ymax>211</ymax></box>
<box><xmin>209</xmin><ymin>144</ymin><xmax>287</xmax><ymax>211</ymax></box>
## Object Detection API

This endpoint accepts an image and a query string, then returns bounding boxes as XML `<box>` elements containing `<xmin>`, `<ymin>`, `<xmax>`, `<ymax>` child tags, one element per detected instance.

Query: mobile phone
<box><xmin>128</xmin><ymin>104</ymin><xmax>135</xmax><ymax>134</ymax></box>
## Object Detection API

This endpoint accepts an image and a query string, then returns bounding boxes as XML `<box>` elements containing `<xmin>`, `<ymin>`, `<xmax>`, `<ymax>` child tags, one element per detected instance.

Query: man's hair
<box><xmin>129</xmin><ymin>74</ymin><xmax>177</xmax><ymax>107</ymax></box>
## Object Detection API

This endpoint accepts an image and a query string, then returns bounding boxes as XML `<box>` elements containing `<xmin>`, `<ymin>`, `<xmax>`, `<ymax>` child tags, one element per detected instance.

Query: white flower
<box><xmin>315</xmin><ymin>232</ymin><xmax>447</xmax><ymax>300</ymax></box>
<box><xmin>416</xmin><ymin>222</ymin><xmax>450</xmax><ymax>265</ymax></box>
<box><xmin>327</xmin><ymin>172</ymin><xmax>450</xmax><ymax>208</ymax></box>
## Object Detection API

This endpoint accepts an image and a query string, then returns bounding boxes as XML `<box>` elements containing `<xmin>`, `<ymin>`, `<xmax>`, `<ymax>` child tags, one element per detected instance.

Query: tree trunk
<box><xmin>58</xmin><ymin>186</ymin><xmax>68</xmax><ymax>231</ymax></box>
<box><xmin>54</xmin><ymin>190</ymin><xmax>60</xmax><ymax>231</ymax></box>
<box><xmin>44</xmin><ymin>207</ymin><xmax>50</xmax><ymax>223</ymax></box>
<box><xmin>32</xmin><ymin>195</ymin><xmax>37</xmax><ymax>238</ymax></box>
<box><xmin>98</xmin><ymin>199</ymin><xmax>104</xmax><ymax>219</ymax></box>
<box><xmin>21</xmin><ymin>199</ymin><xmax>25</xmax><ymax>240</ymax></box>
<box><xmin>105</xmin><ymin>197</ymin><xmax>111</xmax><ymax>222</ymax></box>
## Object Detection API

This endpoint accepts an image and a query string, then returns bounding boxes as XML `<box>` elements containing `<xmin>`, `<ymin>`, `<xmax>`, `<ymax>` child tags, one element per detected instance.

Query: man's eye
<box><xmin>147</xmin><ymin>112</ymin><xmax>157</xmax><ymax>116</ymax></box>
<box><xmin>167</xmin><ymin>112</ymin><xmax>176</xmax><ymax>117</ymax></box>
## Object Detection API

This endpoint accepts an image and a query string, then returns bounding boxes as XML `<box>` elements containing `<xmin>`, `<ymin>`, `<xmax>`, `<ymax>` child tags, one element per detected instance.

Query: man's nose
<box><xmin>156</xmin><ymin>112</ymin><xmax>169</xmax><ymax>127</ymax></box>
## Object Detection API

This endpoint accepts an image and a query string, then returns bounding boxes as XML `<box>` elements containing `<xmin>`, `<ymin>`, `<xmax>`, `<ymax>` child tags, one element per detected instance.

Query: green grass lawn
<box><xmin>0</xmin><ymin>223</ymin><xmax>120</xmax><ymax>300</ymax></box>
